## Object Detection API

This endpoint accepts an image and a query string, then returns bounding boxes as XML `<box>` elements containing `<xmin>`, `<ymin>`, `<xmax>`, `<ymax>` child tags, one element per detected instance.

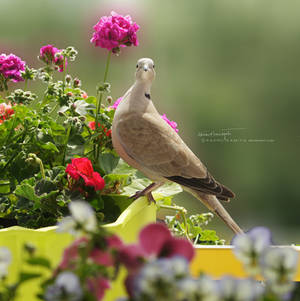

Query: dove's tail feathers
<box><xmin>166</xmin><ymin>174</ymin><xmax>235</xmax><ymax>202</ymax></box>
<box><xmin>187</xmin><ymin>189</ymin><xmax>243</xmax><ymax>234</ymax></box>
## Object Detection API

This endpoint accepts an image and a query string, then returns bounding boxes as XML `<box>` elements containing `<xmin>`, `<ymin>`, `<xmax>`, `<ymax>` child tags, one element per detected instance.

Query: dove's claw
<box><xmin>129</xmin><ymin>190</ymin><xmax>145</xmax><ymax>200</ymax></box>
<box><xmin>130</xmin><ymin>182</ymin><xmax>161</xmax><ymax>203</ymax></box>
<box><xmin>146</xmin><ymin>192</ymin><xmax>156</xmax><ymax>204</ymax></box>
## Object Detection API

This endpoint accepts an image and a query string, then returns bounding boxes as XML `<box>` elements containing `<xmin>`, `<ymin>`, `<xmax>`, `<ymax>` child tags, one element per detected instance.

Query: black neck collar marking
<box><xmin>145</xmin><ymin>93</ymin><xmax>151</xmax><ymax>99</ymax></box>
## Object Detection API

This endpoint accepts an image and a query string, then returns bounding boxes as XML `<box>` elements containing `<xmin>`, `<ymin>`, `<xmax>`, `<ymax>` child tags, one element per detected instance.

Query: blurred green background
<box><xmin>1</xmin><ymin>0</ymin><xmax>300</xmax><ymax>243</ymax></box>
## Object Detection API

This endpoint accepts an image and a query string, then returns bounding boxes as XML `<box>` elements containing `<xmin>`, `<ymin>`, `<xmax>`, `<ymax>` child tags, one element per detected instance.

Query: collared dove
<box><xmin>112</xmin><ymin>58</ymin><xmax>243</xmax><ymax>234</ymax></box>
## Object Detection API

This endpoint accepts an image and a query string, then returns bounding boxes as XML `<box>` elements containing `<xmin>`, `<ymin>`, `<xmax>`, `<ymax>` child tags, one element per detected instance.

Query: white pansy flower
<box><xmin>177</xmin><ymin>275</ymin><xmax>218</xmax><ymax>301</ymax></box>
<box><xmin>232</xmin><ymin>227</ymin><xmax>272</xmax><ymax>276</ymax></box>
<box><xmin>69</xmin><ymin>201</ymin><xmax>97</xmax><ymax>232</ymax></box>
<box><xmin>262</xmin><ymin>247</ymin><xmax>298</xmax><ymax>296</ymax></box>
<box><xmin>57</xmin><ymin>201</ymin><xmax>97</xmax><ymax>235</ymax></box>
<box><xmin>45</xmin><ymin>271</ymin><xmax>83</xmax><ymax>301</ymax></box>
<box><xmin>57</xmin><ymin>216</ymin><xmax>76</xmax><ymax>234</ymax></box>
<box><xmin>218</xmin><ymin>276</ymin><xmax>264</xmax><ymax>301</ymax></box>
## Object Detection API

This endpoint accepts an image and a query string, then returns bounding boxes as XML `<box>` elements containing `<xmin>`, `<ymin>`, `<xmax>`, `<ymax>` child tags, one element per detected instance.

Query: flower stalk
<box><xmin>94</xmin><ymin>50</ymin><xmax>112</xmax><ymax>162</ymax></box>
<box><xmin>26</xmin><ymin>153</ymin><xmax>45</xmax><ymax>179</ymax></box>
<box><xmin>158</xmin><ymin>204</ymin><xmax>191</xmax><ymax>241</ymax></box>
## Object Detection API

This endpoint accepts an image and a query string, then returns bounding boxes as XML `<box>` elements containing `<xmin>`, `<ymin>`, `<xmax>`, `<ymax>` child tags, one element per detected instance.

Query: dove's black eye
<box><xmin>153</xmin><ymin>65</ymin><xmax>155</xmax><ymax>68</ymax></box>
<box><xmin>136</xmin><ymin>64</ymin><xmax>138</xmax><ymax>68</ymax></box>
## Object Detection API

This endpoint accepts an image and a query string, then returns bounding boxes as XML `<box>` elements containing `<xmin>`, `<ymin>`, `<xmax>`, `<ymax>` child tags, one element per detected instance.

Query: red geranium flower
<box><xmin>66</xmin><ymin>157</ymin><xmax>105</xmax><ymax>191</ymax></box>
<box><xmin>0</xmin><ymin>103</ymin><xmax>14</xmax><ymax>124</ymax></box>
<box><xmin>89</xmin><ymin>121</ymin><xmax>111</xmax><ymax>137</ymax></box>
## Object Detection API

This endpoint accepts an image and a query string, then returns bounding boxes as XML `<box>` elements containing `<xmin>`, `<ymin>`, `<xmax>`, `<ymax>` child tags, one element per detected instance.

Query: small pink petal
<box><xmin>139</xmin><ymin>223</ymin><xmax>172</xmax><ymax>256</ymax></box>
<box><xmin>159</xmin><ymin>237</ymin><xmax>195</xmax><ymax>262</ymax></box>
<box><xmin>119</xmin><ymin>244</ymin><xmax>146</xmax><ymax>270</ymax></box>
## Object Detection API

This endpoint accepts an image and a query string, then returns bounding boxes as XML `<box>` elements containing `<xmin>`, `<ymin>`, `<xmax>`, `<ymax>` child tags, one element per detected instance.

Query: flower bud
<box><xmin>73</xmin><ymin>78</ymin><xmax>81</xmax><ymax>88</ymax></box>
<box><xmin>65</xmin><ymin>75</ymin><xmax>72</xmax><ymax>83</ymax></box>
<box><xmin>106</xmin><ymin>96</ymin><xmax>113</xmax><ymax>104</ymax></box>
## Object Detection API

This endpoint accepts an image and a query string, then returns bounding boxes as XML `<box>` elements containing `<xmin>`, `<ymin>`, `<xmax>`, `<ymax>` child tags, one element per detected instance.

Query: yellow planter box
<box><xmin>191</xmin><ymin>245</ymin><xmax>300</xmax><ymax>281</ymax></box>
<box><xmin>1</xmin><ymin>199</ymin><xmax>299</xmax><ymax>300</ymax></box>
<box><xmin>0</xmin><ymin>197</ymin><xmax>156</xmax><ymax>301</ymax></box>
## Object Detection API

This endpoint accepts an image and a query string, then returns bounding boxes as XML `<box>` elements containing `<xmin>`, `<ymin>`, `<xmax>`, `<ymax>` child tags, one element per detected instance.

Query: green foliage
<box><xmin>165</xmin><ymin>210</ymin><xmax>225</xmax><ymax>245</ymax></box>
<box><xmin>0</xmin><ymin>48</ymin><xmax>183</xmax><ymax>229</ymax></box>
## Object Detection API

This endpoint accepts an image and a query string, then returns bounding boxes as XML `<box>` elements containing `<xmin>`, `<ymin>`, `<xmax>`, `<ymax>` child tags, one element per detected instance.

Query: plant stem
<box><xmin>94</xmin><ymin>51</ymin><xmax>112</xmax><ymax>163</ymax></box>
<box><xmin>62</xmin><ymin>126</ymin><xmax>71</xmax><ymax>165</ymax></box>
<box><xmin>24</xmin><ymin>79</ymin><xmax>28</xmax><ymax>91</ymax></box>
<box><xmin>158</xmin><ymin>204</ymin><xmax>191</xmax><ymax>241</ymax></box>
<box><xmin>27</xmin><ymin>154</ymin><xmax>45</xmax><ymax>179</ymax></box>
<box><xmin>50</xmin><ymin>103</ymin><xmax>59</xmax><ymax>116</ymax></box>
<box><xmin>62</xmin><ymin>57</ymin><xmax>66</xmax><ymax>93</ymax></box>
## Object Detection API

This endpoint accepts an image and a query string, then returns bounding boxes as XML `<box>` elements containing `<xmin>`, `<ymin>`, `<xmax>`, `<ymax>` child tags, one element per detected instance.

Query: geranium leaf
<box><xmin>14</xmin><ymin>184</ymin><xmax>39</xmax><ymax>202</ymax></box>
<box><xmin>98</xmin><ymin>152</ymin><xmax>120</xmax><ymax>174</ymax></box>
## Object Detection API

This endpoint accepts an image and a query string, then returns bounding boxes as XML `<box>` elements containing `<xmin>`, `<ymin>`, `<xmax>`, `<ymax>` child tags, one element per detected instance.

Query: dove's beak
<box><xmin>143</xmin><ymin>65</ymin><xmax>149</xmax><ymax>72</ymax></box>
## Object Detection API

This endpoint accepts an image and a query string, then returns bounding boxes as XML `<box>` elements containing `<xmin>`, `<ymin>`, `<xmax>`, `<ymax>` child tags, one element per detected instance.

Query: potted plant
<box><xmin>0</xmin><ymin>10</ymin><xmax>183</xmax><ymax>294</ymax></box>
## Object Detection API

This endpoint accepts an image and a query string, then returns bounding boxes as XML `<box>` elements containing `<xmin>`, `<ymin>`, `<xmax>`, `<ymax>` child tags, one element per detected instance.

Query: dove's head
<box><xmin>135</xmin><ymin>58</ymin><xmax>155</xmax><ymax>82</ymax></box>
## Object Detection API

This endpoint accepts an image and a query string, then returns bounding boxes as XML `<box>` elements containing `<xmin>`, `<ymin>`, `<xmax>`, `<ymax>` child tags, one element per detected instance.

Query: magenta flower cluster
<box><xmin>161</xmin><ymin>113</ymin><xmax>179</xmax><ymax>132</ymax></box>
<box><xmin>39</xmin><ymin>45</ymin><xmax>66</xmax><ymax>72</ymax></box>
<box><xmin>109</xmin><ymin>97</ymin><xmax>179</xmax><ymax>132</ymax></box>
<box><xmin>90</xmin><ymin>11</ymin><xmax>139</xmax><ymax>52</ymax></box>
<box><xmin>0</xmin><ymin>53</ymin><xmax>25</xmax><ymax>82</ymax></box>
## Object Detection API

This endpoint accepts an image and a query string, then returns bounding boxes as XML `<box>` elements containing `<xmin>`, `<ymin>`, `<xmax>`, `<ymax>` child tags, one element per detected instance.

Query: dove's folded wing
<box><xmin>116</xmin><ymin>112</ymin><xmax>234</xmax><ymax>200</ymax></box>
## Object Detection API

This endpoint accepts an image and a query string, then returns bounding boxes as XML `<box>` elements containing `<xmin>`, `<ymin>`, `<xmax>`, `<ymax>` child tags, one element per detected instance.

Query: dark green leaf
<box><xmin>98</xmin><ymin>152</ymin><xmax>120</xmax><ymax>174</ymax></box>
<box><xmin>19</xmin><ymin>272</ymin><xmax>42</xmax><ymax>283</ymax></box>
<box><xmin>26</xmin><ymin>257</ymin><xmax>51</xmax><ymax>269</ymax></box>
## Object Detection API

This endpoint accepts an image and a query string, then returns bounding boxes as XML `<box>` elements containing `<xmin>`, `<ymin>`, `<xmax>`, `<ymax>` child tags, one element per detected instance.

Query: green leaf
<box><xmin>85</xmin><ymin>96</ymin><xmax>97</xmax><ymax>105</ymax></box>
<box><xmin>104</xmin><ymin>174</ymin><xmax>130</xmax><ymax>187</ymax></box>
<box><xmin>35</xmin><ymin>179</ymin><xmax>58</xmax><ymax>195</ymax></box>
<box><xmin>122</xmin><ymin>177</ymin><xmax>152</xmax><ymax>196</ymax></box>
<box><xmin>199</xmin><ymin>230</ymin><xmax>219</xmax><ymax>242</ymax></box>
<box><xmin>26</xmin><ymin>257</ymin><xmax>51</xmax><ymax>269</ymax></box>
<box><xmin>155</xmin><ymin>182</ymin><xmax>183</xmax><ymax>197</ymax></box>
<box><xmin>98</xmin><ymin>152</ymin><xmax>120</xmax><ymax>174</ymax></box>
<box><xmin>58</xmin><ymin>105</ymin><xmax>69</xmax><ymax>114</ymax></box>
<box><xmin>0</xmin><ymin>180</ymin><xmax>10</xmax><ymax>194</ymax></box>
<box><xmin>15</xmin><ymin>184</ymin><xmax>39</xmax><ymax>202</ymax></box>
<box><xmin>66</xmin><ymin>134</ymin><xmax>85</xmax><ymax>160</ymax></box>
<box><xmin>39</xmin><ymin>141</ymin><xmax>59</xmax><ymax>152</ymax></box>
<box><xmin>19</xmin><ymin>272</ymin><xmax>42</xmax><ymax>283</ymax></box>
<box><xmin>112</xmin><ymin>159</ymin><xmax>136</xmax><ymax>175</ymax></box>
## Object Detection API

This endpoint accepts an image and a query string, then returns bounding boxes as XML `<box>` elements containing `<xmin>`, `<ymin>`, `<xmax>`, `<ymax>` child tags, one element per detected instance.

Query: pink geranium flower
<box><xmin>0</xmin><ymin>103</ymin><xmax>14</xmax><ymax>124</ymax></box>
<box><xmin>58</xmin><ymin>234</ymin><xmax>123</xmax><ymax>270</ymax></box>
<box><xmin>39</xmin><ymin>45</ymin><xmax>67</xmax><ymax>72</ymax></box>
<box><xmin>120</xmin><ymin>223</ymin><xmax>194</xmax><ymax>297</ymax></box>
<box><xmin>161</xmin><ymin>113</ymin><xmax>179</xmax><ymax>132</ymax></box>
<box><xmin>108</xmin><ymin>97</ymin><xmax>122</xmax><ymax>110</ymax></box>
<box><xmin>66</xmin><ymin>157</ymin><xmax>105</xmax><ymax>191</ymax></box>
<box><xmin>120</xmin><ymin>223</ymin><xmax>194</xmax><ymax>270</ymax></box>
<box><xmin>86</xmin><ymin>276</ymin><xmax>110</xmax><ymax>300</ymax></box>
<box><xmin>0</xmin><ymin>53</ymin><xmax>25</xmax><ymax>82</ymax></box>
<box><xmin>90</xmin><ymin>11</ymin><xmax>139</xmax><ymax>52</ymax></box>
